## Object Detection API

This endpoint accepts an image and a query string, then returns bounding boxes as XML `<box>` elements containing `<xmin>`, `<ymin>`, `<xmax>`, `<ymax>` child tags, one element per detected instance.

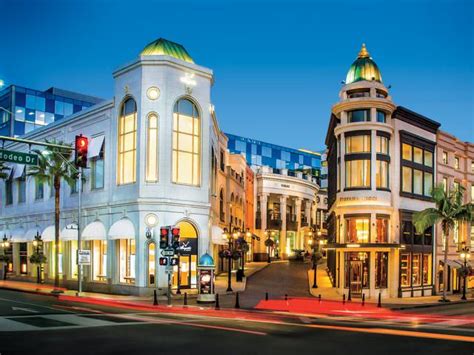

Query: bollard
<box><xmin>235</xmin><ymin>292</ymin><xmax>240</xmax><ymax>309</ymax></box>
<box><xmin>318</xmin><ymin>294</ymin><xmax>321</xmax><ymax>303</ymax></box>
<box><xmin>362</xmin><ymin>293</ymin><xmax>365</xmax><ymax>306</ymax></box>
<box><xmin>377</xmin><ymin>292</ymin><xmax>382</xmax><ymax>308</ymax></box>
<box><xmin>285</xmin><ymin>294</ymin><xmax>288</xmax><ymax>301</ymax></box>
<box><xmin>215</xmin><ymin>293</ymin><xmax>220</xmax><ymax>310</ymax></box>
<box><xmin>348</xmin><ymin>287</ymin><xmax>352</xmax><ymax>301</ymax></box>
<box><xmin>153</xmin><ymin>289</ymin><xmax>158</xmax><ymax>306</ymax></box>
<box><xmin>265</xmin><ymin>292</ymin><xmax>269</xmax><ymax>301</ymax></box>
<box><xmin>183</xmin><ymin>292</ymin><xmax>188</xmax><ymax>307</ymax></box>
<box><xmin>342</xmin><ymin>293</ymin><xmax>346</xmax><ymax>305</ymax></box>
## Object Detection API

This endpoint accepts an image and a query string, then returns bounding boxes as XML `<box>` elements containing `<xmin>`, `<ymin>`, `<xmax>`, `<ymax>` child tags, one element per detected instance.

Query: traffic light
<box><xmin>171</xmin><ymin>227</ymin><xmax>180</xmax><ymax>248</ymax></box>
<box><xmin>159</xmin><ymin>257</ymin><xmax>168</xmax><ymax>266</ymax></box>
<box><xmin>160</xmin><ymin>227</ymin><xmax>170</xmax><ymax>249</ymax></box>
<box><xmin>74</xmin><ymin>135</ymin><xmax>88</xmax><ymax>168</ymax></box>
<box><xmin>170</xmin><ymin>257</ymin><xmax>178</xmax><ymax>266</ymax></box>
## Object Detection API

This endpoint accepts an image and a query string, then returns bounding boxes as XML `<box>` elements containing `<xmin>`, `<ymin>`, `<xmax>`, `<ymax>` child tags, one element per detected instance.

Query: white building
<box><xmin>0</xmin><ymin>38</ymin><xmax>218</xmax><ymax>295</ymax></box>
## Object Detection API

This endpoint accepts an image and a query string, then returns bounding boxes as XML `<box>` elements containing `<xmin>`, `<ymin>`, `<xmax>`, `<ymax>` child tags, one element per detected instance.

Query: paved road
<box><xmin>220</xmin><ymin>261</ymin><xmax>311</xmax><ymax>308</ymax></box>
<box><xmin>0</xmin><ymin>289</ymin><xmax>471</xmax><ymax>354</ymax></box>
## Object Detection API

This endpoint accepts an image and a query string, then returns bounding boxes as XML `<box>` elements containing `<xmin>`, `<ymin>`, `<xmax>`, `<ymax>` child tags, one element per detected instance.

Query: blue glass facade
<box><xmin>225</xmin><ymin>133</ymin><xmax>323</xmax><ymax>176</ymax></box>
<box><xmin>0</xmin><ymin>85</ymin><xmax>101</xmax><ymax>137</ymax></box>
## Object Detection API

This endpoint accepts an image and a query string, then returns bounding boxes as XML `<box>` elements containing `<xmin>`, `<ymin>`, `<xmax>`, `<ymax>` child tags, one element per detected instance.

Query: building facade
<box><xmin>326</xmin><ymin>44</ymin><xmax>440</xmax><ymax>299</ymax></box>
<box><xmin>435</xmin><ymin>130</ymin><xmax>474</xmax><ymax>294</ymax></box>
<box><xmin>0</xmin><ymin>85</ymin><xmax>102</xmax><ymax>137</ymax></box>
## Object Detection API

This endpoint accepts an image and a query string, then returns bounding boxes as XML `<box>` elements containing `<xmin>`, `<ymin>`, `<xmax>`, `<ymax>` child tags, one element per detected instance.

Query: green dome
<box><xmin>345</xmin><ymin>44</ymin><xmax>382</xmax><ymax>84</ymax></box>
<box><xmin>141</xmin><ymin>38</ymin><xmax>194</xmax><ymax>63</ymax></box>
<box><xmin>199</xmin><ymin>253</ymin><xmax>215</xmax><ymax>267</ymax></box>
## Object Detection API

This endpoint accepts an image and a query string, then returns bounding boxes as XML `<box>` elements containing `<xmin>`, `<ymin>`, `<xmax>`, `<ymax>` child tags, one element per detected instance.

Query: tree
<box><xmin>28</xmin><ymin>139</ymin><xmax>77</xmax><ymax>292</ymax></box>
<box><xmin>413</xmin><ymin>184</ymin><xmax>473</xmax><ymax>302</ymax></box>
<box><xmin>0</xmin><ymin>161</ymin><xmax>11</xmax><ymax>180</ymax></box>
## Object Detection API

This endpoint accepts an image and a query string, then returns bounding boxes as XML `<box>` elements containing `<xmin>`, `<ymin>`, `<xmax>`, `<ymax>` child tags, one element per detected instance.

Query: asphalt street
<box><xmin>0</xmin><ymin>289</ymin><xmax>472</xmax><ymax>355</ymax></box>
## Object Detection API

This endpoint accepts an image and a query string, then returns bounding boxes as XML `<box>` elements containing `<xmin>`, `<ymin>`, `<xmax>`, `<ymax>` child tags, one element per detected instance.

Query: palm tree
<box><xmin>0</xmin><ymin>161</ymin><xmax>11</xmax><ymax>180</ymax></box>
<box><xmin>28</xmin><ymin>139</ymin><xmax>77</xmax><ymax>292</ymax></box>
<box><xmin>413</xmin><ymin>184</ymin><xmax>473</xmax><ymax>302</ymax></box>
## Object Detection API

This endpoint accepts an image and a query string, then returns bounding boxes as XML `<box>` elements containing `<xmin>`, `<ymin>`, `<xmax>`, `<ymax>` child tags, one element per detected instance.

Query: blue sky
<box><xmin>0</xmin><ymin>0</ymin><xmax>472</xmax><ymax>150</ymax></box>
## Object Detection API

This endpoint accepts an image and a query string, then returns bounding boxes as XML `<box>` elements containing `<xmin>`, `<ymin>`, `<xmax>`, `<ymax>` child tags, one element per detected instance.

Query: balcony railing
<box><xmin>287</xmin><ymin>214</ymin><xmax>298</xmax><ymax>231</ymax></box>
<box><xmin>267</xmin><ymin>212</ymin><xmax>282</xmax><ymax>230</ymax></box>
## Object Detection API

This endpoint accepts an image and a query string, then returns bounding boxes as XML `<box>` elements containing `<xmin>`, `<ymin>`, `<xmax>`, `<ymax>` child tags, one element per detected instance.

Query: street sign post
<box><xmin>0</xmin><ymin>149</ymin><xmax>38</xmax><ymax>165</ymax></box>
<box><xmin>77</xmin><ymin>250</ymin><xmax>91</xmax><ymax>265</ymax></box>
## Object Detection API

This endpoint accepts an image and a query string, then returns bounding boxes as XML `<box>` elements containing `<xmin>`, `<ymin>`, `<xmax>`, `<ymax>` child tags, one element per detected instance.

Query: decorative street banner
<box><xmin>0</xmin><ymin>149</ymin><xmax>38</xmax><ymax>166</ymax></box>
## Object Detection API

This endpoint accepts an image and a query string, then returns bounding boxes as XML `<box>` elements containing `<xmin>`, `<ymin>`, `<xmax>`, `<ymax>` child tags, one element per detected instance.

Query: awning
<box><xmin>82</xmin><ymin>220</ymin><xmax>107</xmax><ymax>241</ymax></box>
<box><xmin>12</xmin><ymin>164</ymin><xmax>25</xmax><ymax>179</ymax></box>
<box><xmin>24</xmin><ymin>228</ymin><xmax>41</xmax><ymax>242</ymax></box>
<box><xmin>108</xmin><ymin>218</ymin><xmax>135</xmax><ymax>240</ymax></box>
<box><xmin>61</xmin><ymin>223</ymin><xmax>78</xmax><ymax>241</ymax></box>
<box><xmin>211</xmin><ymin>226</ymin><xmax>227</xmax><ymax>245</ymax></box>
<box><xmin>42</xmin><ymin>225</ymin><xmax>61</xmax><ymax>242</ymax></box>
<box><xmin>442</xmin><ymin>259</ymin><xmax>463</xmax><ymax>269</ymax></box>
<box><xmin>10</xmin><ymin>228</ymin><xmax>26</xmax><ymax>242</ymax></box>
<box><xmin>87</xmin><ymin>135</ymin><xmax>105</xmax><ymax>159</ymax></box>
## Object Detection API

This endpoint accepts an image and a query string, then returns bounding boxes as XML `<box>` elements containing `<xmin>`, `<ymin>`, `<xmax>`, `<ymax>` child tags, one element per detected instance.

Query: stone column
<box><xmin>371</xmin><ymin>107</ymin><xmax>377</xmax><ymax>122</ymax></box>
<box><xmin>305</xmin><ymin>199</ymin><xmax>311</xmax><ymax>226</ymax></box>
<box><xmin>295</xmin><ymin>198</ymin><xmax>302</xmax><ymax>249</ymax></box>
<box><xmin>260</xmin><ymin>193</ymin><xmax>268</xmax><ymax>231</ymax></box>
<box><xmin>279</xmin><ymin>195</ymin><xmax>287</xmax><ymax>259</ymax></box>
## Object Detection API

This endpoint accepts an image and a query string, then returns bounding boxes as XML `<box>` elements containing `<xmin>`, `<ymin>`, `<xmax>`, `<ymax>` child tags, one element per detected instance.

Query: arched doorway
<box><xmin>147</xmin><ymin>242</ymin><xmax>156</xmax><ymax>287</ymax></box>
<box><xmin>172</xmin><ymin>221</ymin><xmax>198</xmax><ymax>289</ymax></box>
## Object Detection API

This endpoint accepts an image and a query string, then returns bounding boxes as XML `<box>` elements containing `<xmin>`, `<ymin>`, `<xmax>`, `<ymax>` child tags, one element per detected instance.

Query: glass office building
<box><xmin>226</xmin><ymin>133</ymin><xmax>327</xmax><ymax>187</ymax></box>
<box><xmin>0</xmin><ymin>85</ymin><xmax>102</xmax><ymax>137</ymax></box>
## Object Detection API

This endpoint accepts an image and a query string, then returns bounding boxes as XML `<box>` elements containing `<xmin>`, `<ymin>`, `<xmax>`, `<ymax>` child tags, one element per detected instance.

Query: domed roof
<box><xmin>141</xmin><ymin>38</ymin><xmax>194</xmax><ymax>63</ymax></box>
<box><xmin>199</xmin><ymin>253</ymin><xmax>215</xmax><ymax>267</ymax></box>
<box><xmin>345</xmin><ymin>44</ymin><xmax>382</xmax><ymax>84</ymax></box>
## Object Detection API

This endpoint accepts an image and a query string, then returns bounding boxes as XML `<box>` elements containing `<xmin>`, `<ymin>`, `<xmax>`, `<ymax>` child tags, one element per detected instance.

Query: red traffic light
<box><xmin>171</xmin><ymin>227</ymin><xmax>180</xmax><ymax>236</ymax></box>
<box><xmin>74</xmin><ymin>135</ymin><xmax>88</xmax><ymax>168</ymax></box>
<box><xmin>160</xmin><ymin>227</ymin><xmax>170</xmax><ymax>236</ymax></box>
<box><xmin>159</xmin><ymin>257</ymin><xmax>168</xmax><ymax>266</ymax></box>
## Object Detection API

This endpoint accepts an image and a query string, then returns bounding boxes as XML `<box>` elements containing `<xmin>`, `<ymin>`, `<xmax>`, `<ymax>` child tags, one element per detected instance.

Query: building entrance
<box><xmin>349</xmin><ymin>260</ymin><xmax>363</xmax><ymax>295</ymax></box>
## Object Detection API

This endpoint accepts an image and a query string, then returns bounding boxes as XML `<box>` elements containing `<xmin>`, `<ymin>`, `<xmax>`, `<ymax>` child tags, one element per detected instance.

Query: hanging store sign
<box><xmin>77</xmin><ymin>250</ymin><xmax>91</xmax><ymax>265</ymax></box>
<box><xmin>0</xmin><ymin>149</ymin><xmax>38</xmax><ymax>165</ymax></box>
<box><xmin>175</xmin><ymin>238</ymin><xmax>197</xmax><ymax>256</ymax></box>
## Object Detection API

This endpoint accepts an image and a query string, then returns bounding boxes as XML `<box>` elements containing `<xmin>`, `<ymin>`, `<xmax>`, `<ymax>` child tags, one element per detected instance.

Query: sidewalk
<box><xmin>214</xmin><ymin>261</ymin><xmax>269</xmax><ymax>294</ymax></box>
<box><xmin>307</xmin><ymin>267</ymin><xmax>474</xmax><ymax>309</ymax></box>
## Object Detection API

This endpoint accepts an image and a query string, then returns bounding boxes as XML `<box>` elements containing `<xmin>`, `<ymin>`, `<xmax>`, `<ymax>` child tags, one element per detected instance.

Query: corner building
<box><xmin>326</xmin><ymin>45</ymin><xmax>440</xmax><ymax>299</ymax></box>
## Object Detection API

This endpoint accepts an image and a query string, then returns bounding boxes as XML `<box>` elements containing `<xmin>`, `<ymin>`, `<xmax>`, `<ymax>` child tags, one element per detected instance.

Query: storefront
<box><xmin>172</xmin><ymin>221</ymin><xmax>198</xmax><ymax>290</ymax></box>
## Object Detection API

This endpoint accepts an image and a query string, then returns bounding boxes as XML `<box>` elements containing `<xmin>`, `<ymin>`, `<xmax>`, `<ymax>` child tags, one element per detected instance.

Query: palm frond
<box><xmin>413</xmin><ymin>208</ymin><xmax>442</xmax><ymax>234</ymax></box>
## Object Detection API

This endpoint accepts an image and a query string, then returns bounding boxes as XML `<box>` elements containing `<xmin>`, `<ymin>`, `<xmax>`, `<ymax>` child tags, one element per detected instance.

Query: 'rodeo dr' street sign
<box><xmin>0</xmin><ymin>149</ymin><xmax>38</xmax><ymax>166</ymax></box>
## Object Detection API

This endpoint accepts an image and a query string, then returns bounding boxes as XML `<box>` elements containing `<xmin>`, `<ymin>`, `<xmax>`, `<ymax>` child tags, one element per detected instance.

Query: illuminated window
<box><xmin>172</xmin><ymin>221</ymin><xmax>198</xmax><ymax>289</ymax></box>
<box><xmin>400</xmin><ymin>139</ymin><xmax>434</xmax><ymax>197</ymax></box>
<box><xmin>402</xmin><ymin>143</ymin><xmax>412</xmax><ymax>161</ymax></box>
<box><xmin>376</xmin><ymin>216</ymin><xmax>389</xmax><ymax>243</ymax></box>
<box><xmin>345</xmin><ymin>134</ymin><xmax>370</xmax><ymax>153</ymax></box>
<box><xmin>376</xmin><ymin>135</ymin><xmax>389</xmax><ymax>154</ymax></box>
<box><xmin>345</xmin><ymin>160</ymin><xmax>370</xmax><ymax>188</ymax></box>
<box><xmin>345</xmin><ymin>216</ymin><xmax>370</xmax><ymax>243</ymax></box>
<box><xmin>92</xmin><ymin>240</ymin><xmax>107</xmax><ymax>281</ymax></box>
<box><xmin>146</xmin><ymin>113</ymin><xmax>159</xmax><ymax>182</ymax></box>
<box><xmin>424</xmin><ymin>150</ymin><xmax>433</xmax><ymax>167</ymax></box>
<box><xmin>70</xmin><ymin>240</ymin><xmax>78</xmax><ymax>279</ymax></box>
<box><xmin>148</xmin><ymin>242</ymin><xmax>155</xmax><ymax>286</ymax></box>
<box><xmin>375</xmin><ymin>252</ymin><xmax>388</xmax><ymax>288</ymax></box>
<box><xmin>117</xmin><ymin>98</ymin><xmax>137</xmax><ymax>185</ymax></box>
<box><xmin>376</xmin><ymin>160</ymin><xmax>389</xmax><ymax>189</ymax></box>
<box><xmin>442</xmin><ymin>177</ymin><xmax>448</xmax><ymax>193</ymax></box>
<box><xmin>119</xmin><ymin>239</ymin><xmax>136</xmax><ymax>283</ymax></box>
<box><xmin>172</xmin><ymin>99</ymin><xmax>200</xmax><ymax>185</ymax></box>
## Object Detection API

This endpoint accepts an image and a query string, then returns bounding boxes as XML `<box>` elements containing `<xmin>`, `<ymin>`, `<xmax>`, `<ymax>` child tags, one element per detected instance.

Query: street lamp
<box><xmin>220</xmin><ymin>227</ymin><xmax>240</xmax><ymax>292</ymax></box>
<box><xmin>309</xmin><ymin>228</ymin><xmax>322</xmax><ymax>289</ymax></box>
<box><xmin>264</xmin><ymin>229</ymin><xmax>275</xmax><ymax>263</ymax></box>
<box><xmin>32</xmin><ymin>231</ymin><xmax>43</xmax><ymax>284</ymax></box>
<box><xmin>1</xmin><ymin>234</ymin><xmax>11</xmax><ymax>280</ymax></box>
<box><xmin>459</xmin><ymin>242</ymin><xmax>471</xmax><ymax>301</ymax></box>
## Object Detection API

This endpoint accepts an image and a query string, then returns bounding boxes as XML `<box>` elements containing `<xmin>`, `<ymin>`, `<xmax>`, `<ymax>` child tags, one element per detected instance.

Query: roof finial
<box><xmin>358</xmin><ymin>43</ymin><xmax>370</xmax><ymax>58</ymax></box>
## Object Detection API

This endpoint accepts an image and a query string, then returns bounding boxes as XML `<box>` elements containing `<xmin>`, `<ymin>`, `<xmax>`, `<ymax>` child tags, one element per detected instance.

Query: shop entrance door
<box><xmin>349</xmin><ymin>260</ymin><xmax>363</xmax><ymax>295</ymax></box>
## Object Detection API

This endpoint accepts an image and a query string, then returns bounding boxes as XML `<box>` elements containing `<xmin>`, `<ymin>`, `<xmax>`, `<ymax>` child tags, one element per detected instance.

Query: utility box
<box><xmin>197</xmin><ymin>253</ymin><xmax>215</xmax><ymax>303</ymax></box>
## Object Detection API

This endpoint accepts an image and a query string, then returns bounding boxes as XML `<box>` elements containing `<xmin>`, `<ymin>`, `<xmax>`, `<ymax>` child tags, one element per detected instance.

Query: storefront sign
<box><xmin>280</xmin><ymin>184</ymin><xmax>291</xmax><ymax>188</ymax></box>
<box><xmin>0</xmin><ymin>149</ymin><xmax>38</xmax><ymax>166</ymax></box>
<box><xmin>339</xmin><ymin>196</ymin><xmax>377</xmax><ymax>202</ymax></box>
<box><xmin>176</xmin><ymin>238</ymin><xmax>197</xmax><ymax>256</ymax></box>
<box><xmin>77</xmin><ymin>250</ymin><xmax>91</xmax><ymax>265</ymax></box>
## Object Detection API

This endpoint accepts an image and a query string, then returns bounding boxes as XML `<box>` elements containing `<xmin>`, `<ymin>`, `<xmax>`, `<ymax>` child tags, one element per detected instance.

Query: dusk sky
<box><xmin>0</xmin><ymin>0</ymin><xmax>472</xmax><ymax>150</ymax></box>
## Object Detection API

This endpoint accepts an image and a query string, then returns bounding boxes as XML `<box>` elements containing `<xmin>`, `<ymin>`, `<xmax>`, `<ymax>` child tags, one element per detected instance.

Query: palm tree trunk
<box><xmin>54</xmin><ymin>176</ymin><xmax>60</xmax><ymax>290</ymax></box>
<box><xmin>442</xmin><ymin>227</ymin><xmax>449</xmax><ymax>301</ymax></box>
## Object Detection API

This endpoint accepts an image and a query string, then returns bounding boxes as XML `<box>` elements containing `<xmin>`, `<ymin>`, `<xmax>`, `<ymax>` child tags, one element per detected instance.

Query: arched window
<box><xmin>172</xmin><ymin>98</ymin><xmax>200</xmax><ymax>185</ymax></box>
<box><xmin>219</xmin><ymin>189</ymin><xmax>225</xmax><ymax>221</ymax></box>
<box><xmin>117</xmin><ymin>98</ymin><xmax>137</xmax><ymax>185</ymax></box>
<box><xmin>146</xmin><ymin>113</ymin><xmax>159</xmax><ymax>182</ymax></box>
<box><xmin>147</xmin><ymin>242</ymin><xmax>155</xmax><ymax>286</ymax></box>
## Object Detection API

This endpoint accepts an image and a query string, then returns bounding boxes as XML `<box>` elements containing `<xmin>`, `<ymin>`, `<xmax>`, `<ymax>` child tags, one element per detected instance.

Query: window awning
<box><xmin>108</xmin><ymin>218</ymin><xmax>135</xmax><ymax>240</ymax></box>
<box><xmin>87</xmin><ymin>135</ymin><xmax>105</xmax><ymax>159</ymax></box>
<box><xmin>211</xmin><ymin>226</ymin><xmax>227</xmax><ymax>245</ymax></box>
<box><xmin>24</xmin><ymin>228</ymin><xmax>41</xmax><ymax>242</ymax></box>
<box><xmin>10</xmin><ymin>228</ymin><xmax>26</xmax><ymax>242</ymax></box>
<box><xmin>82</xmin><ymin>220</ymin><xmax>107</xmax><ymax>241</ymax></box>
<box><xmin>12</xmin><ymin>164</ymin><xmax>25</xmax><ymax>179</ymax></box>
<box><xmin>61</xmin><ymin>223</ymin><xmax>78</xmax><ymax>241</ymax></box>
<box><xmin>42</xmin><ymin>225</ymin><xmax>61</xmax><ymax>242</ymax></box>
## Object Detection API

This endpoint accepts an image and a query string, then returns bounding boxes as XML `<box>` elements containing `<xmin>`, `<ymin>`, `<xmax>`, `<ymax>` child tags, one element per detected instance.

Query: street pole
<box><xmin>77</xmin><ymin>166</ymin><xmax>83</xmax><ymax>296</ymax></box>
<box><xmin>462</xmin><ymin>258</ymin><xmax>467</xmax><ymax>301</ymax></box>
<box><xmin>227</xmin><ymin>235</ymin><xmax>233</xmax><ymax>292</ymax></box>
<box><xmin>167</xmin><ymin>272</ymin><xmax>172</xmax><ymax>305</ymax></box>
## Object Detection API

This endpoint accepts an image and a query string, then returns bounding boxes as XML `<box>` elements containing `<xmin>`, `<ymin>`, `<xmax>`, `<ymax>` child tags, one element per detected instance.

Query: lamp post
<box><xmin>309</xmin><ymin>228</ymin><xmax>321</xmax><ymax>289</ymax></box>
<box><xmin>32</xmin><ymin>231</ymin><xmax>43</xmax><ymax>284</ymax></box>
<box><xmin>264</xmin><ymin>229</ymin><xmax>275</xmax><ymax>263</ymax></box>
<box><xmin>1</xmin><ymin>235</ymin><xmax>10</xmax><ymax>280</ymax></box>
<box><xmin>221</xmin><ymin>227</ymin><xmax>240</xmax><ymax>292</ymax></box>
<box><xmin>459</xmin><ymin>242</ymin><xmax>470</xmax><ymax>301</ymax></box>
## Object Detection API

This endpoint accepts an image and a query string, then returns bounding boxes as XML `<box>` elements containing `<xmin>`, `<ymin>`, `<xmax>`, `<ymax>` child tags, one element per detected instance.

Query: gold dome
<box><xmin>345</xmin><ymin>44</ymin><xmax>382</xmax><ymax>84</ymax></box>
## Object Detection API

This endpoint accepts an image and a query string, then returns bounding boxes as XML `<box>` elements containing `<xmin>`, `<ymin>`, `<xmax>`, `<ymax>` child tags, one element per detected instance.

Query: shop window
<box><xmin>19</xmin><ymin>243</ymin><xmax>28</xmax><ymax>274</ymax></box>
<box><xmin>119</xmin><ymin>239</ymin><xmax>136</xmax><ymax>283</ymax></box>
<box><xmin>345</xmin><ymin>160</ymin><xmax>370</xmax><ymax>188</ymax></box>
<box><xmin>400</xmin><ymin>253</ymin><xmax>411</xmax><ymax>287</ymax></box>
<box><xmin>376</xmin><ymin>216</ymin><xmax>389</xmax><ymax>243</ymax></box>
<box><xmin>70</xmin><ymin>240</ymin><xmax>78</xmax><ymax>279</ymax></box>
<box><xmin>146</xmin><ymin>113</ymin><xmax>159</xmax><ymax>182</ymax></box>
<box><xmin>117</xmin><ymin>98</ymin><xmax>137</xmax><ymax>185</ymax></box>
<box><xmin>412</xmin><ymin>254</ymin><xmax>421</xmax><ymax>286</ymax></box>
<box><xmin>148</xmin><ymin>242</ymin><xmax>156</xmax><ymax>286</ymax></box>
<box><xmin>92</xmin><ymin>240</ymin><xmax>107</xmax><ymax>281</ymax></box>
<box><xmin>344</xmin><ymin>252</ymin><xmax>370</xmax><ymax>290</ymax></box>
<box><xmin>345</xmin><ymin>216</ymin><xmax>370</xmax><ymax>243</ymax></box>
<box><xmin>172</xmin><ymin>98</ymin><xmax>201</xmax><ymax>186</ymax></box>
<box><xmin>172</xmin><ymin>221</ymin><xmax>198</xmax><ymax>289</ymax></box>
<box><xmin>423</xmin><ymin>254</ymin><xmax>432</xmax><ymax>285</ymax></box>
<box><xmin>345</xmin><ymin>135</ymin><xmax>370</xmax><ymax>153</ymax></box>
<box><xmin>347</xmin><ymin>109</ymin><xmax>370</xmax><ymax>123</ymax></box>
<box><xmin>375</xmin><ymin>252</ymin><xmax>388</xmax><ymax>288</ymax></box>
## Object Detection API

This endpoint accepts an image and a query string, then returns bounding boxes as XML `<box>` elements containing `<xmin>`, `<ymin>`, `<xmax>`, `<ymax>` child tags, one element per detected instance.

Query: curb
<box><xmin>388</xmin><ymin>299</ymin><xmax>474</xmax><ymax>310</ymax></box>
<box><xmin>0</xmin><ymin>286</ymin><xmax>59</xmax><ymax>298</ymax></box>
